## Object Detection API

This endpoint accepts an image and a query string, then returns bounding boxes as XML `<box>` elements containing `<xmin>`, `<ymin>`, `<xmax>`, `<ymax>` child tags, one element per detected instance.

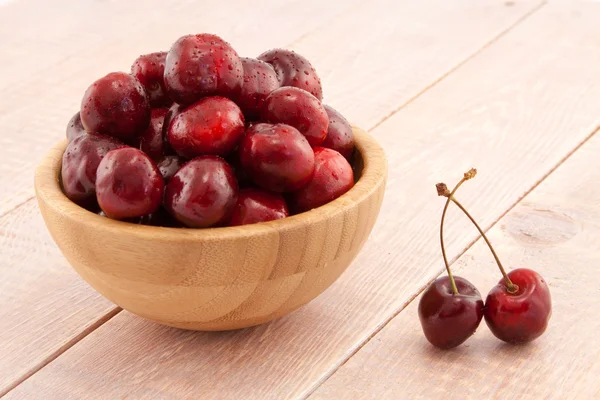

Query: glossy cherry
<box><xmin>80</xmin><ymin>72</ymin><xmax>150</xmax><ymax>142</ymax></box>
<box><xmin>239</xmin><ymin>123</ymin><xmax>315</xmax><ymax>192</ymax></box>
<box><xmin>164</xmin><ymin>156</ymin><xmax>238</xmax><ymax>228</ymax></box>
<box><xmin>131</xmin><ymin>52</ymin><xmax>171</xmax><ymax>107</ymax></box>
<box><xmin>138</xmin><ymin>108</ymin><xmax>168</xmax><ymax>160</ymax></box>
<box><xmin>168</xmin><ymin>96</ymin><xmax>245</xmax><ymax>158</ymax></box>
<box><xmin>228</xmin><ymin>188</ymin><xmax>289</xmax><ymax>226</ymax></box>
<box><xmin>289</xmin><ymin>147</ymin><xmax>353</xmax><ymax>213</ymax></box>
<box><xmin>96</xmin><ymin>148</ymin><xmax>164</xmax><ymax>220</ymax></box>
<box><xmin>262</xmin><ymin>86</ymin><xmax>328</xmax><ymax>146</ymax></box>
<box><xmin>237</xmin><ymin>57</ymin><xmax>280</xmax><ymax>120</ymax></box>
<box><xmin>258</xmin><ymin>49</ymin><xmax>323</xmax><ymax>100</ymax></box>
<box><xmin>419</xmin><ymin>276</ymin><xmax>484</xmax><ymax>349</ymax></box>
<box><xmin>322</xmin><ymin>105</ymin><xmax>354</xmax><ymax>160</ymax></box>
<box><xmin>484</xmin><ymin>268</ymin><xmax>552</xmax><ymax>344</ymax></box>
<box><xmin>61</xmin><ymin>133</ymin><xmax>125</xmax><ymax>207</ymax></box>
<box><xmin>156</xmin><ymin>155</ymin><xmax>185</xmax><ymax>183</ymax></box>
<box><xmin>164</xmin><ymin>34</ymin><xmax>243</xmax><ymax>105</ymax></box>
<box><xmin>66</xmin><ymin>112</ymin><xmax>86</xmax><ymax>142</ymax></box>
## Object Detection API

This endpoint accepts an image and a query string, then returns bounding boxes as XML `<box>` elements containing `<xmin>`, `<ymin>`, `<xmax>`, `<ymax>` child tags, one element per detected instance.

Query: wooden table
<box><xmin>1</xmin><ymin>0</ymin><xmax>599</xmax><ymax>398</ymax></box>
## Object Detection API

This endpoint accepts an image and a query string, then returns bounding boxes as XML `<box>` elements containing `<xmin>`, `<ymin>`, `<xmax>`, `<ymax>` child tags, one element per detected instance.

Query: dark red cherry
<box><xmin>164</xmin><ymin>34</ymin><xmax>243</xmax><ymax>105</ymax></box>
<box><xmin>289</xmin><ymin>147</ymin><xmax>353</xmax><ymax>213</ymax></box>
<box><xmin>131</xmin><ymin>52</ymin><xmax>171</xmax><ymax>107</ymax></box>
<box><xmin>164</xmin><ymin>156</ymin><xmax>238</xmax><ymax>228</ymax></box>
<box><xmin>418</xmin><ymin>276</ymin><xmax>484</xmax><ymax>349</ymax></box>
<box><xmin>156</xmin><ymin>155</ymin><xmax>185</xmax><ymax>183</ymax></box>
<box><xmin>226</xmin><ymin>149</ymin><xmax>252</xmax><ymax>188</ymax></box>
<box><xmin>262</xmin><ymin>87</ymin><xmax>328</xmax><ymax>146</ymax></box>
<box><xmin>237</xmin><ymin>57</ymin><xmax>280</xmax><ymax>120</ymax></box>
<box><xmin>258</xmin><ymin>49</ymin><xmax>323</xmax><ymax>100</ymax></box>
<box><xmin>168</xmin><ymin>96</ymin><xmax>245</xmax><ymax>158</ymax></box>
<box><xmin>96</xmin><ymin>148</ymin><xmax>164</xmax><ymax>220</ymax></box>
<box><xmin>80</xmin><ymin>72</ymin><xmax>150</xmax><ymax>142</ymax></box>
<box><xmin>138</xmin><ymin>108</ymin><xmax>168</xmax><ymax>160</ymax></box>
<box><xmin>322</xmin><ymin>105</ymin><xmax>354</xmax><ymax>160</ymax></box>
<box><xmin>239</xmin><ymin>123</ymin><xmax>315</xmax><ymax>193</ymax></box>
<box><xmin>228</xmin><ymin>188</ymin><xmax>288</xmax><ymax>226</ymax></box>
<box><xmin>61</xmin><ymin>133</ymin><xmax>125</xmax><ymax>207</ymax></box>
<box><xmin>484</xmin><ymin>268</ymin><xmax>552</xmax><ymax>344</ymax></box>
<box><xmin>66</xmin><ymin>112</ymin><xmax>86</xmax><ymax>142</ymax></box>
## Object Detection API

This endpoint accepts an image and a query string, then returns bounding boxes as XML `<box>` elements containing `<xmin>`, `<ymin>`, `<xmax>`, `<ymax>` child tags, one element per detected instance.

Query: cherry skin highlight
<box><xmin>228</xmin><ymin>188</ymin><xmax>289</xmax><ymax>226</ymax></box>
<box><xmin>262</xmin><ymin>86</ymin><xmax>328</xmax><ymax>146</ymax></box>
<box><xmin>289</xmin><ymin>147</ymin><xmax>354</xmax><ymax>213</ymax></box>
<box><xmin>258</xmin><ymin>49</ymin><xmax>323</xmax><ymax>100</ymax></box>
<box><xmin>61</xmin><ymin>133</ymin><xmax>125</xmax><ymax>208</ymax></box>
<box><xmin>131</xmin><ymin>52</ymin><xmax>171</xmax><ymax>107</ymax></box>
<box><xmin>80</xmin><ymin>72</ymin><xmax>150</xmax><ymax>142</ymax></box>
<box><xmin>418</xmin><ymin>276</ymin><xmax>484</xmax><ymax>349</ymax></box>
<box><xmin>96</xmin><ymin>148</ymin><xmax>164</xmax><ymax>220</ymax></box>
<box><xmin>322</xmin><ymin>105</ymin><xmax>355</xmax><ymax>160</ymax></box>
<box><xmin>168</xmin><ymin>96</ymin><xmax>245</xmax><ymax>158</ymax></box>
<box><xmin>164</xmin><ymin>156</ymin><xmax>238</xmax><ymax>228</ymax></box>
<box><xmin>164</xmin><ymin>34</ymin><xmax>243</xmax><ymax>106</ymax></box>
<box><xmin>484</xmin><ymin>268</ymin><xmax>552</xmax><ymax>344</ymax></box>
<box><xmin>239</xmin><ymin>123</ymin><xmax>315</xmax><ymax>193</ymax></box>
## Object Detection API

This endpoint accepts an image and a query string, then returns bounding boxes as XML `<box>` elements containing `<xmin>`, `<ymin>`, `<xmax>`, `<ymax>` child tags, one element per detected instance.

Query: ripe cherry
<box><xmin>66</xmin><ymin>112</ymin><xmax>86</xmax><ymax>142</ymax></box>
<box><xmin>138</xmin><ymin>108</ymin><xmax>169</xmax><ymax>160</ymax></box>
<box><xmin>80</xmin><ymin>72</ymin><xmax>150</xmax><ymax>143</ymax></box>
<box><xmin>238</xmin><ymin>57</ymin><xmax>280</xmax><ymax>120</ymax></box>
<box><xmin>131</xmin><ymin>52</ymin><xmax>171</xmax><ymax>107</ymax></box>
<box><xmin>258</xmin><ymin>49</ymin><xmax>323</xmax><ymax>100</ymax></box>
<box><xmin>156</xmin><ymin>155</ymin><xmax>185</xmax><ymax>183</ymax></box>
<box><xmin>262</xmin><ymin>86</ymin><xmax>328</xmax><ymax>146</ymax></box>
<box><xmin>322</xmin><ymin>105</ymin><xmax>354</xmax><ymax>160</ymax></box>
<box><xmin>419</xmin><ymin>170</ymin><xmax>483</xmax><ymax>349</ymax></box>
<box><xmin>96</xmin><ymin>148</ymin><xmax>164</xmax><ymax>220</ymax></box>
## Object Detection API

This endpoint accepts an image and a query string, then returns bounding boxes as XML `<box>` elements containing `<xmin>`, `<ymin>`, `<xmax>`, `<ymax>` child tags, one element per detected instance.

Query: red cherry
<box><xmin>66</xmin><ymin>112</ymin><xmax>86</xmax><ymax>142</ymax></box>
<box><xmin>80</xmin><ymin>72</ymin><xmax>150</xmax><ymax>142</ymax></box>
<box><xmin>61</xmin><ymin>133</ymin><xmax>125</xmax><ymax>207</ymax></box>
<box><xmin>138</xmin><ymin>108</ymin><xmax>168</xmax><ymax>160</ymax></box>
<box><xmin>258</xmin><ymin>49</ymin><xmax>323</xmax><ymax>100</ymax></box>
<box><xmin>164</xmin><ymin>34</ymin><xmax>243</xmax><ymax>105</ymax></box>
<box><xmin>164</xmin><ymin>156</ymin><xmax>238</xmax><ymax>228</ymax></box>
<box><xmin>322</xmin><ymin>105</ymin><xmax>355</xmax><ymax>160</ymax></box>
<box><xmin>484</xmin><ymin>268</ymin><xmax>552</xmax><ymax>344</ymax></box>
<box><xmin>239</xmin><ymin>123</ymin><xmax>315</xmax><ymax>193</ymax></box>
<box><xmin>228</xmin><ymin>188</ymin><xmax>289</xmax><ymax>226</ymax></box>
<box><xmin>418</xmin><ymin>276</ymin><xmax>484</xmax><ymax>349</ymax></box>
<box><xmin>290</xmin><ymin>147</ymin><xmax>354</xmax><ymax>213</ymax></box>
<box><xmin>96</xmin><ymin>148</ymin><xmax>164</xmax><ymax>220</ymax></box>
<box><xmin>237</xmin><ymin>57</ymin><xmax>280</xmax><ymax>120</ymax></box>
<box><xmin>131</xmin><ymin>52</ymin><xmax>171</xmax><ymax>107</ymax></box>
<box><xmin>168</xmin><ymin>96</ymin><xmax>245</xmax><ymax>158</ymax></box>
<box><xmin>262</xmin><ymin>87</ymin><xmax>328</xmax><ymax>146</ymax></box>
<box><xmin>156</xmin><ymin>155</ymin><xmax>185</xmax><ymax>183</ymax></box>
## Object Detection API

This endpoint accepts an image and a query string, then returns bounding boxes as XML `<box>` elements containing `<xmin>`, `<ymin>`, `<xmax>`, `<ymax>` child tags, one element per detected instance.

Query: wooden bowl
<box><xmin>34</xmin><ymin>127</ymin><xmax>387</xmax><ymax>331</ymax></box>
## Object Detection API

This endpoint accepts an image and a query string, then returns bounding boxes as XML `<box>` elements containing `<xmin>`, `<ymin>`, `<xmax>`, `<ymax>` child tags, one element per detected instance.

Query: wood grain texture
<box><xmin>0</xmin><ymin>0</ymin><xmax>546</xmax><ymax>394</ymax></box>
<box><xmin>0</xmin><ymin>0</ymin><xmax>542</xmax><ymax>217</ymax></box>
<box><xmin>34</xmin><ymin>128</ymin><xmax>386</xmax><ymax>331</ymax></box>
<box><xmin>0</xmin><ymin>201</ymin><xmax>117</xmax><ymax>397</ymax></box>
<box><xmin>6</xmin><ymin>2</ymin><xmax>600</xmax><ymax>399</ymax></box>
<box><xmin>310</xmin><ymin>133</ymin><xmax>600</xmax><ymax>400</ymax></box>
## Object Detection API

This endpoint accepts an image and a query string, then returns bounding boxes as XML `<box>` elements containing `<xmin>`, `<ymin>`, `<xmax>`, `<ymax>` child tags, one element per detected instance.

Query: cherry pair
<box><xmin>418</xmin><ymin>169</ymin><xmax>552</xmax><ymax>349</ymax></box>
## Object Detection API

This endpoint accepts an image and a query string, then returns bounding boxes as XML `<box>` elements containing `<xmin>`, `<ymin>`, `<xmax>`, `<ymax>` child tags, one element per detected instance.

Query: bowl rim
<box><xmin>34</xmin><ymin>126</ymin><xmax>387</xmax><ymax>242</ymax></box>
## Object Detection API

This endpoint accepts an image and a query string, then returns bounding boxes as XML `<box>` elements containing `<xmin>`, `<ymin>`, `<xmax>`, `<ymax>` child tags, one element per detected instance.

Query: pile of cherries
<box><xmin>62</xmin><ymin>33</ymin><xmax>356</xmax><ymax>228</ymax></box>
<box><xmin>418</xmin><ymin>169</ymin><xmax>552</xmax><ymax>349</ymax></box>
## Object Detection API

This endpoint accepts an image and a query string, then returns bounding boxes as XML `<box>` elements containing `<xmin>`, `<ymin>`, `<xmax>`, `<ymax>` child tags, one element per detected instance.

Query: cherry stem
<box><xmin>438</xmin><ymin>179</ymin><xmax>469</xmax><ymax>295</ymax></box>
<box><xmin>448</xmin><ymin>196</ymin><xmax>518</xmax><ymax>294</ymax></box>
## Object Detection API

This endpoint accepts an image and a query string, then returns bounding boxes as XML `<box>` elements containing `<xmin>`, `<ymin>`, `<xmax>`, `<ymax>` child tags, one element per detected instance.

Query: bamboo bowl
<box><xmin>34</xmin><ymin>127</ymin><xmax>387</xmax><ymax>331</ymax></box>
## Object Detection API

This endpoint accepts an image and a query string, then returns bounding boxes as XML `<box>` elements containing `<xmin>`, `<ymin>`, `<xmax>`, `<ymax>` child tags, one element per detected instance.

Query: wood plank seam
<box><xmin>369</xmin><ymin>0</ymin><xmax>547</xmax><ymax>133</ymax></box>
<box><xmin>302</xmin><ymin>123</ymin><xmax>600</xmax><ymax>399</ymax></box>
<box><xmin>0</xmin><ymin>307</ymin><xmax>121</xmax><ymax>398</ymax></box>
